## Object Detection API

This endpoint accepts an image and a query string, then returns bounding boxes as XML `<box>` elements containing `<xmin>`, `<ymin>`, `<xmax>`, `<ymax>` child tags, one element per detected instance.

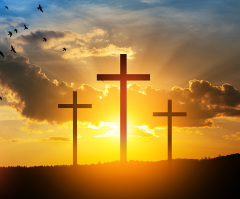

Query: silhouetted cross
<box><xmin>97</xmin><ymin>54</ymin><xmax>150</xmax><ymax>162</ymax></box>
<box><xmin>58</xmin><ymin>91</ymin><xmax>92</xmax><ymax>166</ymax></box>
<box><xmin>153</xmin><ymin>99</ymin><xmax>187</xmax><ymax>162</ymax></box>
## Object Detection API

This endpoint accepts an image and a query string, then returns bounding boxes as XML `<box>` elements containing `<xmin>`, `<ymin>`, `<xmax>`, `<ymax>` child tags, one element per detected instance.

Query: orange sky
<box><xmin>0</xmin><ymin>76</ymin><xmax>239</xmax><ymax>166</ymax></box>
<box><xmin>1</xmin><ymin>0</ymin><xmax>240</xmax><ymax>166</ymax></box>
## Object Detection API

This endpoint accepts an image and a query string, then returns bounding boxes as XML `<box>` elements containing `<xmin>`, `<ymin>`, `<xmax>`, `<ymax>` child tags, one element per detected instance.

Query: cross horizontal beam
<box><xmin>58</xmin><ymin>104</ymin><xmax>92</xmax><ymax>108</ymax></box>
<box><xmin>97</xmin><ymin>74</ymin><xmax>150</xmax><ymax>81</ymax></box>
<box><xmin>153</xmin><ymin>112</ymin><xmax>187</xmax><ymax>117</ymax></box>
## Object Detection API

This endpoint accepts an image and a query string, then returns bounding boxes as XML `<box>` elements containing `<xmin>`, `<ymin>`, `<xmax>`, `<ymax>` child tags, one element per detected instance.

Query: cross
<box><xmin>58</xmin><ymin>91</ymin><xmax>92</xmax><ymax>166</ymax></box>
<box><xmin>153</xmin><ymin>99</ymin><xmax>187</xmax><ymax>162</ymax></box>
<box><xmin>97</xmin><ymin>54</ymin><xmax>150</xmax><ymax>162</ymax></box>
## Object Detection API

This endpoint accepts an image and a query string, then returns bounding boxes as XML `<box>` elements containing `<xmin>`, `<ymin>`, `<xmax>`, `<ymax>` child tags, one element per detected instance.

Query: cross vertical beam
<box><xmin>153</xmin><ymin>99</ymin><xmax>187</xmax><ymax>162</ymax></box>
<box><xmin>97</xmin><ymin>54</ymin><xmax>150</xmax><ymax>162</ymax></box>
<box><xmin>120</xmin><ymin>54</ymin><xmax>127</xmax><ymax>162</ymax></box>
<box><xmin>73</xmin><ymin>91</ymin><xmax>77</xmax><ymax>166</ymax></box>
<box><xmin>58</xmin><ymin>91</ymin><xmax>92</xmax><ymax>166</ymax></box>
<box><xmin>168</xmin><ymin>100</ymin><xmax>172</xmax><ymax>161</ymax></box>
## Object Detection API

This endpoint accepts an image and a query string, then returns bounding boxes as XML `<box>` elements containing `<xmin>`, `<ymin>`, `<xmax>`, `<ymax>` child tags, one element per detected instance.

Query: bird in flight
<box><xmin>0</xmin><ymin>51</ymin><xmax>4</xmax><ymax>58</ymax></box>
<box><xmin>14</xmin><ymin>29</ymin><xmax>18</xmax><ymax>33</ymax></box>
<box><xmin>24</xmin><ymin>24</ymin><xmax>28</xmax><ymax>30</ymax></box>
<box><xmin>63</xmin><ymin>48</ymin><xmax>66</xmax><ymax>51</ymax></box>
<box><xmin>11</xmin><ymin>45</ymin><xmax>16</xmax><ymax>53</ymax></box>
<box><xmin>43</xmin><ymin>38</ymin><xmax>47</xmax><ymax>42</ymax></box>
<box><xmin>5</xmin><ymin>6</ymin><xmax>9</xmax><ymax>10</ymax></box>
<box><xmin>8</xmin><ymin>31</ymin><xmax>12</xmax><ymax>37</ymax></box>
<box><xmin>37</xmin><ymin>4</ymin><xmax>43</xmax><ymax>12</ymax></box>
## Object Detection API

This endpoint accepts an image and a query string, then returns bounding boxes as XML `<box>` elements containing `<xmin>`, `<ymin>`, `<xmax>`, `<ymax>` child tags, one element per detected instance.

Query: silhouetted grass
<box><xmin>0</xmin><ymin>154</ymin><xmax>239</xmax><ymax>199</ymax></box>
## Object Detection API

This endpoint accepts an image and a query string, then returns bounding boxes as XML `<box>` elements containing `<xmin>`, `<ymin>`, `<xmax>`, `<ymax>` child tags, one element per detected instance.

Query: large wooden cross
<box><xmin>153</xmin><ymin>99</ymin><xmax>187</xmax><ymax>162</ymax></box>
<box><xmin>97</xmin><ymin>54</ymin><xmax>150</xmax><ymax>162</ymax></box>
<box><xmin>58</xmin><ymin>91</ymin><xmax>92</xmax><ymax>166</ymax></box>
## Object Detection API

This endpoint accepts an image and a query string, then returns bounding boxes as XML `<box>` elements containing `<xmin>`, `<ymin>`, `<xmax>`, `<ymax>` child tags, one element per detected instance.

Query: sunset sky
<box><xmin>1</xmin><ymin>0</ymin><xmax>240</xmax><ymax>166</ymax></box>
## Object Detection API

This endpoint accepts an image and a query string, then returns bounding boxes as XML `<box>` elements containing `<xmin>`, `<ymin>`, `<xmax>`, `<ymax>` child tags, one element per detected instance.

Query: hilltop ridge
<box><xmin>0</xmin><ymin>153</ymin><xmax>239</xmax><ymax>199</ymax></box>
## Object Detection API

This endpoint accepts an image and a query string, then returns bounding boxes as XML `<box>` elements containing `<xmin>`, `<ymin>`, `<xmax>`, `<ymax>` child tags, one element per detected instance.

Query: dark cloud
<box><xmin>0</xmin><ymin>54</ymin><xmax>72</xmax><ymax>123</ymax></box>
<box><xmin>172</xmin><ymin>80</ymin><xmax>240</xmax><ymax>109</ymax></box>
<box><xmin>18</xmin><ymin>30</ymin><xmax>66</xmax><ymax>45</ymax></box>
<box><xmin>169</xmin><ymin>80</ymin><xmax>240</xmax><ymax>126</ymax></box>
<box><xmin>188</xmin><ymin>80</ymin><xmax>240</xmax><ymax>107</ymax></box>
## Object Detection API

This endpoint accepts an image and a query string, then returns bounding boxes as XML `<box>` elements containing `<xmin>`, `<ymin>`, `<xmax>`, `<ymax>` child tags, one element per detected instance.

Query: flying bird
<box><xmin>0</xmin><ymin>51</ymin><xmax>4</xmax><ymax>58</ymax></box>
<box><xmin>5</xmin><ymin>6</ymin><xmax>9</xmax><ymax>10</ymax></box>
<box><xmin>14</xmin><ymin>29</ymin><xmax>18</xmax><ymax>33</ymax></box>
<box><xmin>24</xmin><ymin>24</ymin><xmax>28</xmax><ymax>30</ymax></box>
<box><xmin>63</xmin><ymin>48</ymin><xmax>66</xmax><ymax>51</ymax></box>
<box><xmin>8</xmin><ymin>31</ymin><xmax>12</xmax><ymax>37</ymax></box>
<box><xmin>37</xmin><ymin>4</ymin><xmax>43</xmax><ymax>12</ymax></box>
<box><xmin>11</xmin><ymin>45</ymin><xmax>16</xmax><ymax>53</ymax></box>
<box><xmin>42</xmin><ymin>38</ymin><xmax>47</xmax><ymax>42</ymax></box>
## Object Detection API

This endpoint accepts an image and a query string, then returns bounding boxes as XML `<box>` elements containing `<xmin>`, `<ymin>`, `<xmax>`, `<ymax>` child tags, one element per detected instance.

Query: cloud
<box><xmin>176</xmin><ymin>128</ymin><xmax>204</xmax><ymax>136</ymax></box>
<box><xmin>16</xmin><ymin>29</ymin><xmax>135</xmax><ymax>60</ymax></box>
<box><xmin>170</xmin><ymin>80</ymin><xmax>240</xmax><ymax>124</ymax></box>
<box><xmin>223</xmin><ymin>132</ymin><xmax>240</xmax><ymax>141</ymax></box>
<box><xmin>95</xmin><ymin>131</ymin><xmax>118</xmax><ymax>138</ymax></box>
<box><xmin>1</xmin><ymin>55</ymin><xmax>240</xmax><ymax>128</ymax></box>
<box><xmin>0</xmin><ymin>17</ymin><xmax>25</xmax><ymax>29</ymax></box>
<box><xmin>21</xmin><ymin>120</ymin><xmax>54</xmax><ymax>134</ymax></box>
<box><xmin>135</xmin><ymin>125</ymin><xmax>162</xmax><ymax>137</ymax></box>
<box><xmin>0</xmin><ymin>54</ymin><xmax>73</xmax><ymax>123</ymax></box>
<box><xmin>187</xmin><ymin>80</ymin><xmax>240</xmax><ymax>107</ymax></box>
<box><xmin>18</xmin><ymin>30</ymin><xmax>66</xmax><ymax>45</ymax></box>
<box><xmin>77</xmin><ymin>121</ymin><xmax>120</xmax><ymax>138</ymax></box>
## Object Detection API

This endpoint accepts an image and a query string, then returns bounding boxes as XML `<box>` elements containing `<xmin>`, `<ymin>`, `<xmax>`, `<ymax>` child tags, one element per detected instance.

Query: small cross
<box><xmin>153</xmin><ymin>99</ymin><xmax>187</xmax><ymax>162</ymax></box>
<box><xmin>58</xmin><ymin>91</ymin><xmax>92</xmax><ymax>166</ymax></box>
<box><xmin>97</xmin><ymin>54</ymin><xmax>150</xmax><ymax>162</ymax></box>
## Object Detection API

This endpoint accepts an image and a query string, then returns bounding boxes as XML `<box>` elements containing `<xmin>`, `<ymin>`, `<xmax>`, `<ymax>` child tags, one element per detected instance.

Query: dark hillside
<box><xmin>0</xmin><ymin>154</ymin><xmax>239</xmax><ymax>199</ymax></box>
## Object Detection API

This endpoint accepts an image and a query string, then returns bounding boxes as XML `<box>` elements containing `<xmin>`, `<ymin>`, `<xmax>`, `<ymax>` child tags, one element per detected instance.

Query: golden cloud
<box><xmin>135</xmin><ymin>125</ymin><xmax>162</xmax><ymax>137</ymax></box>
<box><xmin>16</xmin><ymin>28</ymin><xmax>135</xmax><ymax>60</ymax></box>
<box><xmin>223</xmin><ymin>132</ymin><xmax>240</xmax><ymax>140</ymax></box>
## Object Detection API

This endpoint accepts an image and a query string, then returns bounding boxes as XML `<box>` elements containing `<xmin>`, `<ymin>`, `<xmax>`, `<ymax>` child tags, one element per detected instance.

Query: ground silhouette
<box><xmin>0</xmin><ymin>154</ymin><xmax>239</xmax><ymax>199</ymax></box>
